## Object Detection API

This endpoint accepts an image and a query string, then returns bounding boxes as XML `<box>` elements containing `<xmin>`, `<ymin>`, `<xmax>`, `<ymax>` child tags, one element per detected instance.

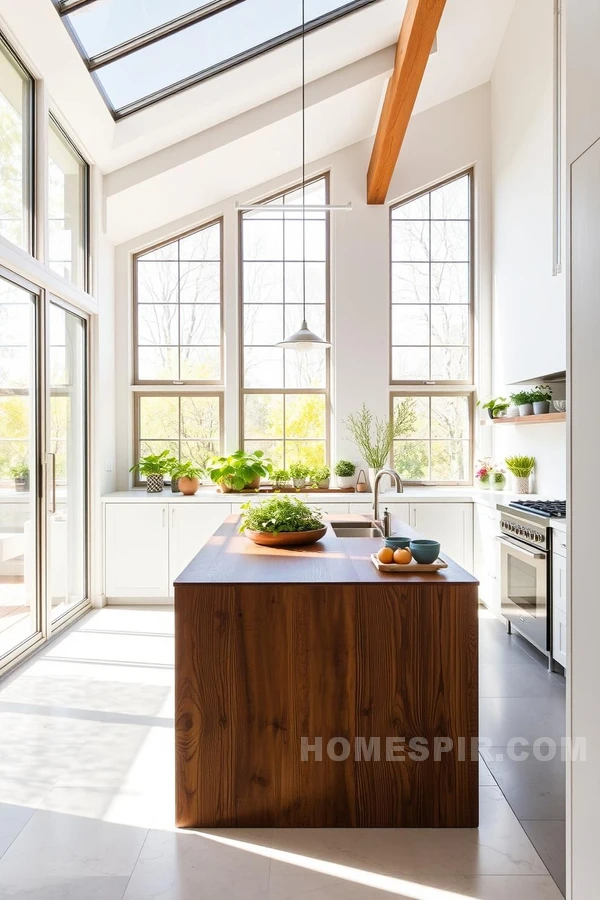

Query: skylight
<box><xmin>54</xmin><ymin>0</ymin><xmax>381</xmax><ymax>119</ymax></box>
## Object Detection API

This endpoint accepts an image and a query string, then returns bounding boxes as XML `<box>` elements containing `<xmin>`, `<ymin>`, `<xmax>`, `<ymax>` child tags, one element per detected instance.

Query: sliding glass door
<box><xmin>47</xmin><ymin>300</ymin><xmax>88</xmax><ymax>624</ymax></box>
<box><xmin>0</xmin><ymin>275</ymin><xmax>40</xmax><ymax>661</ymax></box>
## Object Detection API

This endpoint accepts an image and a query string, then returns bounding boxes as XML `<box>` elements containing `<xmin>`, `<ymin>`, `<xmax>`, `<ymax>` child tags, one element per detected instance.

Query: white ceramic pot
<box><xmin>533</xmin><ymin>401</ymin><xmax>550</xmax><ymax>415</ymax></box>
<box><xmin>368</xmin><ymin>467</ymin><xmax>383</xmax><ymax>492</ymax></box>
<box><xmin>518</xmin><ymin>403</ymin><xmax>534</xmax><ymax>417</ymax></box>
<box><xmin>514</xmin><ymin>475</ymin><xmax>531</xmax><ymax>494</ymax></box>
<box><xmin>506</xmin><ymin>406</ymin><xmax>520</xmax><ymax>418</ymax></box>
<box><xmin>336</xmin><ymin>475</ymin><xmax>355</xmax><ymax>490</ymax></box>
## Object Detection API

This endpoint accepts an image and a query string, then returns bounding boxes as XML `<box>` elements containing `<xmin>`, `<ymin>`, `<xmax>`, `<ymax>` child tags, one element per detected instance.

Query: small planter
<box><xmin>273</xmin><ymin>481</ymin><xmax>289</xmax><ymax>491</ymax></box>
<box><xmin>336</xmin><ymin>475</ymin><xmax>355</xmax><ymax>489</ymax></box>
<box><xmin>506</xmin><ymin>406</ymin><xmax>520</xmax><ymax>418</ymax></box>
<box><xmin>518</xmin><ymin>403</ymin><xmax>534</xmax><ymax>417</ymax></box>
<box><xmin>179</xmin><ymin>476</ymin><xmax>200</xmax><ymax>496</ymax></box>
<box><xmin>514</xmin><ymin>475</ymin><xmax>531</xmax><ymax>494</ymax></box>
<box><xmin>491</xmin><ymin>473</ymin><xmax>507</xmax><ymax>491</ymax></box>
<box><xmin>477</xmin><ymin>475</ymin><xmax>491</xmax><ymax>490</ymax></box>
<box><xmin>533</xmin><ymin>401</ymin><xmax>551</xmax><ymax>415</ymax></box>
<box><xmin>292</xmin><ymin>477</ymin><xmax>307</xmax><ymax>489</ymax></box>
<box><xmin>171</xmin><ymin>477</ymin><xmax>181</xmax><ymax>494</ymax></box>
<box><xmin>316</xmin><ymin>478</ymin><xmax>330</xmax><ymax>490</ymax></box>
<box><xmin>14</xmin><ymin>477</ymin><xmax>29</xmax><ymax>493</ymax></box>
<box><xmin>146</xmin><ymin>474</ymin><xmax>164</xmax><ymax>493</ymax></box>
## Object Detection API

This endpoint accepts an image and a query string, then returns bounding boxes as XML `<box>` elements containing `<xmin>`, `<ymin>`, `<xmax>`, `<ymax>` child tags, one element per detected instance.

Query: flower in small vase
<box><xmin>475</xmin><ymin>458</ymin><xmax>494</xmax><ymax>489</ymax></box>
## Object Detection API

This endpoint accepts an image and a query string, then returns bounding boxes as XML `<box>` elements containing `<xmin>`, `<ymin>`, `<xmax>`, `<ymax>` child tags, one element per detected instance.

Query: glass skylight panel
<box><xmin>57</xmin><ymin>0</ymin><xmax>378</xmax><ymax>116</ymax></box>
<box><xmin>65</xmin><ymin>0</ymin><xmax>218</xmax><ymax>58</ymax></box>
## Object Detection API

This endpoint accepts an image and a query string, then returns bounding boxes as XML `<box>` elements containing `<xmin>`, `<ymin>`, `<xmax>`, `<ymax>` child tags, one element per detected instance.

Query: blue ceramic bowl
<box><xmin>384</xmin><ymin>536</ymin><xmax>411</xmax><ymax>550</ymax></box>
<box><xmin>409</xmin><ymin>539</ymin><xmax>441</xmax><ymax>565</ymax></box>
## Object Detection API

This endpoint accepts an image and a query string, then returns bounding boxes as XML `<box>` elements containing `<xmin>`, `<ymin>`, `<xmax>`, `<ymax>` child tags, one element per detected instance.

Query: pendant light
<box><xmin>276</xmin><ymin>0</ymin><xmax>332</xmax><ymax>352</ymax></box>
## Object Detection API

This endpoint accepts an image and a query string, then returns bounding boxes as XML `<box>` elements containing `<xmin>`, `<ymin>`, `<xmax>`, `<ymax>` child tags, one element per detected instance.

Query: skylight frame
<box><xmin>52</xmin><ymin>0</ymin><xmax>382</xmax><ymax>120</ymax></box>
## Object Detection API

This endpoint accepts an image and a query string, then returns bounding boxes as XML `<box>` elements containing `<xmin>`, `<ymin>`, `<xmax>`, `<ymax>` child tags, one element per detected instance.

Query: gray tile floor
<box><xmin>478</xmin><ymin>612</ymin><xmax>566</xmax><ymax>895</ymax></box>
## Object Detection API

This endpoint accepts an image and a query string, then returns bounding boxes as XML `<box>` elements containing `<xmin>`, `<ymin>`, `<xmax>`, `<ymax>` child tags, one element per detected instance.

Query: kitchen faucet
<box><xmin>373</xmin><ymin>468</ymin><xmax>404</xmax><ymax>537</ymax></box>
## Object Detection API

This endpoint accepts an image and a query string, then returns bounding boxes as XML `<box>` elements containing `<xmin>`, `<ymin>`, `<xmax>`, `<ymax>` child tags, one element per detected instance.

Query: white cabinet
<box><xmin>474</xmin><ymin>505</ymin><xmax>501</xmax><ymax>615</ymax></box>
<box><xmin>552</xmin><ymin>542</ymin><xmax>567</xmax><ymax>668</ymax></box>
<box><xmin>409</xmin><ymin>503</ymin><xmax>474</xmax><ymax>572</ymax></box>
<box><xmin>169</xmin><ymin>504</ymin><xmax>231</xmax><ymax>597</ymax></box>
<box><xmin>104</xmin><ymin>502</ymin><xmax>231</xmax><ymax>601</ymax></box>
<box><xmin>105</xmin><ymin>503</ymin><xmax>170</xmax><ymax>599</ymax></box>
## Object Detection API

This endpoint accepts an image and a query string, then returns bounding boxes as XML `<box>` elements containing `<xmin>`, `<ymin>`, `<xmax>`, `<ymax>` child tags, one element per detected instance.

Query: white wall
<box><xmin>112</xmin><ymin>84</ymin><xmax>492</xmax><ymax>488</ymax></box>
<box><xmin>489</xmin><ymin>0</ymin><xmax>566</xmax><ymax>497</ymax></box>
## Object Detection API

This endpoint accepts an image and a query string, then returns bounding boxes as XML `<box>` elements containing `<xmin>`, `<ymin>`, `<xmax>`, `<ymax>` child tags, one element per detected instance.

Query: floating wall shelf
<box><xmin>489</xmin><ymin>412</ymin><xmax>566</xmax><ymax>425</ymax></box>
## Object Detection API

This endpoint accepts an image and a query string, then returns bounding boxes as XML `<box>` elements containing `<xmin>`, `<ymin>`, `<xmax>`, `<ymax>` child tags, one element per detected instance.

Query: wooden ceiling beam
<box><xmin>367</xmin><ymin>0</ymin><xmax>447</xmax><ymax>204</ymax></box>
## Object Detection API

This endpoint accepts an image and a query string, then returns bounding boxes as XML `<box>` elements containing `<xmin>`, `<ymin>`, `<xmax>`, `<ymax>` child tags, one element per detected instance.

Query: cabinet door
<box><xmin>105</xmin><ymin>504</ymin><xmax>169</xmax><ymax>599</ymax></box>
<box><xmin>553</xmin><ymin>552</ymin><xmax>567</xmax><ymax>614</ymax></box>
<box><xmin>169</xmin><ymin>504</ymin><xmax>231</xmax><ymax>595</ymax></box>
<box><xmin>382</xmin><ymin>502</ymin><xmax>410</xmax><ymax>525</ymax></box>
<box><xmin>410</xmin><ymin>503</ymin><xmax>474</xmax><ymax>571</ymax></box>
<box><xmin>553</xmin><ymin>609</ymin><xmax>567</xmax><ymax>668</ymax></box>
<box><xmin>474</xmin><ymin>506</ymin><xmax>501</xmax><ymax>614</ymax></box>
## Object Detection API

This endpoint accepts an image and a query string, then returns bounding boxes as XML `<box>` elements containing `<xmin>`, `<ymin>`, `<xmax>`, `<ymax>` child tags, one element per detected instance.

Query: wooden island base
<box><xmin>175</xmin><ymin>516</ymin><xmax>479</xmax><ymax>829</ymax></box>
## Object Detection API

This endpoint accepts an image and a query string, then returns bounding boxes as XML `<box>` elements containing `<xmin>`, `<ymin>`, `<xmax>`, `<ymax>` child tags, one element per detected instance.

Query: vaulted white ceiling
<box><xmin>0</xmin><ymin>0</ymin><xmax>515</xmax><ymax>242</ymax></box>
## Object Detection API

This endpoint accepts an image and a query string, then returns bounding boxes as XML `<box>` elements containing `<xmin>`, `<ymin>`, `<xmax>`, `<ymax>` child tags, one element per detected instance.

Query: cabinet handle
<box><xmin>171</xmin><ymin>507</ymin><xmax>175</xmax><ymax>526</ymax></box>
<box><xmin>162</xmin><ymin>508</ymin><xmax>166</xmax><ymax>528</ymax></box>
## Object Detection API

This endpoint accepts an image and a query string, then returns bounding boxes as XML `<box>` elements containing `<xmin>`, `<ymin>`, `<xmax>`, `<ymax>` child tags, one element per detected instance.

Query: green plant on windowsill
<box><xmin>9</xmin><ymin>463</ymin><xmax>29</xmax><ymax>480</ymax></box>
<box><xmin>309</xmin><ymin>465</ymin><xmax>330</xmax><ymax>489</ymax></box>
<box><xmin>130</xmin><ymin>450</ymin><xmax>178</xmax><ymax>493</ymax></box>
<box><xmin>170</xmin><ymin>461</ymin><xmax>204</xmax><ymax>481</ymax></box>
<box><xmin>206</xmin><ymin>450</ymin><xmax>273</xmax><ymax>492</ymax></box>
<box><xmin>344</xmin><ymin>401</ymin><xmax>416</xmax><ymax>469</ymax></box>
<box><xmin>289</xmin><ymin>461</ymin><xmax>310</xmax><ymax>488</ymax></box>
<box><xmin>272</xmin><ymin>469</ymin><xmax>290</xmax><ymax>489</ymax></box>
<box><xmin>334</xmin><ymin>460</ymin><xmax>356</xmax><ymax>478</ymax></box>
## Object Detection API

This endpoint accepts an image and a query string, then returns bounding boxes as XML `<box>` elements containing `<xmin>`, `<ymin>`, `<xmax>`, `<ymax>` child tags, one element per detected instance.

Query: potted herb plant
<box><xmin>505</xmin><ymin>455</ymin><xmax>536</xmax><ymax>494</ymax></box>
<box><xmin>10</xmin><ymin>463</ymin><xmax>29</xmax><ymax>492</ymax></box>
<box><xmin>272</xmin><ymin>469</ymin><xmax>290</xmax><ymax>490</ymax></box>
<box><xmin>309</xmin><ymin>465</ymin><xmax>330</xmax><ymax>490</ymax></box>
<box><xmin>289</xmin><ymin>461</ymin><xmax>310</xmax><ymax>489</ymax></box>
<box><xmin>344</xmin><ymin>402</ymin><xmax>415</xmax><ymax>489</ymax></box>
<box><xmin>530</xmin><ymin>385</ymin><xmax>553</xmax><ymax>415</ymax></box>
<box><xmin>206</xmin><ymin>450</ymin><xmax>273</xmax><ymax>492</ymax></box>
<box><xmin>335</xmin><ymin>460</ymin><xmax>356</xmax><ymax>489</ymax></box>
<box><xmin>170</xmin><ymin>461</ymin><xmax>204</xmax><ymax>496</ymax></box>
<box><xmin>477</xmin><ymin>397</ymin><xmax>510</xmax><ymax>419</ymax></box>
<box><xmin>130</xmin><ymin>450</ymin><xmax>178</xmax><ymax>493</ymax></box>
<box><xmin>239</xmin><ymin>495</ymin><xmax>327</xmax><ymax>547</ymax></box>
<box><xmin>510</xmin><ymin>390</ymin><xmax>535</xmax><ymax>417</ymax></box>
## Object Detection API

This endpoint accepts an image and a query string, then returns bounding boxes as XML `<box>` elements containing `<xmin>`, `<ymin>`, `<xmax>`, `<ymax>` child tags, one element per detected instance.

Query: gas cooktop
<box><xmin>509</xmin><ymin>500</ymin><xmax>566</xmax><ymax>519</ymax></box>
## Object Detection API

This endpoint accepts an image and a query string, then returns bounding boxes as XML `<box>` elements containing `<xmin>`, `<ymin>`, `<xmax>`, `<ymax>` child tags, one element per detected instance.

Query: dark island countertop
<box><xmin>174</xmin><ymin>513</ymin><xmax>478</xmax><ymax>586</ymax></box>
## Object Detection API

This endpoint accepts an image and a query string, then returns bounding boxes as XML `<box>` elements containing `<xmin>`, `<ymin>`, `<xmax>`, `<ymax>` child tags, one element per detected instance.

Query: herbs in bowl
<box><xmin>239</xmin><ymin>496</ymin><xmax>327</xmax><ymax>547</ymax></box>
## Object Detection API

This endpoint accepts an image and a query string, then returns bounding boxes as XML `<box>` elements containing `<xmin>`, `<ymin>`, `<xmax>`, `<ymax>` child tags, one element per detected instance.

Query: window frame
<box><xmin>238</xmin><ymin>173</ymin><xmax>331</xmax><ymax>470</ymax></box>
<box><xmin>388</xmin><ymin>168</ymin><xmax>475</xmax><ymax>388</ymax></box>
<box><xmin>132</xmin><ymin>390</ymin><xmax>224</xmax><ymax>487</ymax></box>
<box><xmin>389</xmin><ymin>389</ymin><xmax>475</xmax><ymax>487</ymax></box>
<box><xmin>0</xmin><ymin>33</ymin><xmax>35</xmax><ymax>256</ymax></box>
<box><xmin>132</xmin><ymin>216</ymin><xmax>224</xmax><ymax>386</ymax></box>
<box><xmin>47</xmin><ymin>112</ymin><xmax>91</xmax><ymax>293</ymax></box>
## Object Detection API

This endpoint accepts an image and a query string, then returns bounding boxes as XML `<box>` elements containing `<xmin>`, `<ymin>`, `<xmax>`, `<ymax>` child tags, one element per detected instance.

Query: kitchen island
<box><xmin>174</xmin><ymin>514</ymin><xmax>478</xmax><ymax>829</ymax></box>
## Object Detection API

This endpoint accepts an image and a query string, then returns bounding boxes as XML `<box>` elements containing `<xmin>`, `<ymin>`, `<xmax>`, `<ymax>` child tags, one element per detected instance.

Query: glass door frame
<box><xmin>45</xmin><ymin>293</ymin><xmax>91</xmax><ymax>632</ymax></box>
<box><xmin>0</xmin><ymin>267</ymin><xmax>91</xmax><ymax>676</ymax></box>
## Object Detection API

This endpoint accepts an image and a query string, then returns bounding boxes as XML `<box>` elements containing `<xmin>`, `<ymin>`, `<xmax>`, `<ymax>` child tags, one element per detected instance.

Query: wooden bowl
<box><xmin>244</xmin><ymin>527</ymin><xmax>327</xmax><ymax>547</ymax></box>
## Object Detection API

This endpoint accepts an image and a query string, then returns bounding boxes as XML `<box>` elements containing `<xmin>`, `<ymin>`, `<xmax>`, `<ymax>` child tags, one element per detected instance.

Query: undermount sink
<box><xmin>332</xmin><ymin>524</ymin><xmax>382</xmax><ymax>538</ymax></box>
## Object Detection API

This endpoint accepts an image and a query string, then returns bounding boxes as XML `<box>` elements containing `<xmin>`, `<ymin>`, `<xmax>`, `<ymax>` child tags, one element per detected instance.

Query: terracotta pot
<box><xmin>244</xmin><ymin>526</ymin><xmax>327</xmax><ymax>547</ymax></box>
<box><xmin>247</xmin><ymin>475</ymin><xmax>261</xmax><ymax>490</ymax></box>
<box><xmin>179</xmin><ymin>476</ymin><xmax>199</xmax><ymax>496</ymax></box>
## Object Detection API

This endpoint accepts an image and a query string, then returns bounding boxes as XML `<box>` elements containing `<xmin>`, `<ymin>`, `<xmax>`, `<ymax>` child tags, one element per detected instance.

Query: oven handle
<box><xmin>496</xmin><ymin>535</ymin><xmax>547</xmax><ymax>559</ymax></box>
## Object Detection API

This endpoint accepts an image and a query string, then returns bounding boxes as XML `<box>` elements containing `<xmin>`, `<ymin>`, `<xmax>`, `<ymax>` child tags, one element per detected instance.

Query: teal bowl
<box><xmin>384</xmin><ymin>536</ymin><xmax>411</xmax><ymax>550</ymax></box>
<box><xmin>409</xmin><ymin>539</ymin><xmax>441</xmax><ymax>565</ymax></box>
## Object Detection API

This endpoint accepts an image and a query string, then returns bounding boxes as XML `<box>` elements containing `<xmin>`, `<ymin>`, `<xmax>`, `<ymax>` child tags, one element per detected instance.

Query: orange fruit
<box><xmin>377</xmin><ymin>547</ymin><xmax>395</xmax><ymax>564</ymax></box>
<box><xmin>393</xmin><ymin>547</ymin><xmax>412</xmax><ymax>565</ymax></box>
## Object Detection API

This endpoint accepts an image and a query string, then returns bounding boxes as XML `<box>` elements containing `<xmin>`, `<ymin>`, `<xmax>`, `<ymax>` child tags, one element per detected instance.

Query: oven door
<box><xmin>498</xmin><ymin>536</ymin><xmax>549</xmax><ymax>652</ymax></box>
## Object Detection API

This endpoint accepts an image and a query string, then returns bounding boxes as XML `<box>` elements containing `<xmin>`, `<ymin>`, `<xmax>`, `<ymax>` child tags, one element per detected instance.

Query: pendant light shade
<box><xmin>276</xmin><ymin>320</ymin><xmax>332</xmax><ymax>351</ymax></box>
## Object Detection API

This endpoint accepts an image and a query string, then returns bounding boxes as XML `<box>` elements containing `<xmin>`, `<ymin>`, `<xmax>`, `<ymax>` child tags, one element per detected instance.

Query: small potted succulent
<box><xmin>206</xmin><ymin>450</ymin><xmax>273</xmax><ymax>492</ymax></box>
<box><xmin>309</xmin><ymin>465</ymin><xmax>330</xmax><ymax>490</ymax></box>
<box><xmin>170</xmin><ymin>461</ymin><xmax>204</xmax><ymax>496</ymax></box>
<box><xmin>335</xmin><ymin>459</ymin><xmax>356</xmax><ymax>489</ymax></box>
<box><xmin>10</xmin><ymin>462</ymin><xmax>29</xmax><ymax>492</ymax></box>
<box><xmin>289</xmin><ymin>461</ymin><xmax>310</xmax><ymax>489</ymax></box>
<box><xmin>505</xmin><ymin>455</ymin><xmax>536</xmax><ymax>494</ymax></box>
<box><xmin>130</xmin><ymin>450</ymin><xmax>178</xmax><ymax>493</ymax></box>
<box><xmin>272</xmin><ymin>468</ymin><xmax>290</xmax><ymax>490</ymax></box>
<box><xmin>477</xmin><ymin>397</ymin><xmax>510</xmax><ymax>419</ymax></box>
<box><xmin>510</xmin><ymin>390</ymin><xmax>535</xmax><ymax>417</ymax></box>
<box><xmin>530</xmin><ymin>385</ymin><xmax>553</xmax><ymax>415</ymax></box>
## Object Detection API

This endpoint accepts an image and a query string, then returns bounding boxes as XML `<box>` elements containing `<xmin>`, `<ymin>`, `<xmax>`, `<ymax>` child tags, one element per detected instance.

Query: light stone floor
<box><xmin>0</xmin><ymin>607</ymin><xmax>563</xmax><ymax>900</ymax></box>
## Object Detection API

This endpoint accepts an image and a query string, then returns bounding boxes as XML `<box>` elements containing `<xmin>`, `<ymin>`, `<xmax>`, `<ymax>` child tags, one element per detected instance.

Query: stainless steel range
<box><xmin>497</xmin><ymin>501</ymin><xmax>565</xmax><ymax>662</ymax></box>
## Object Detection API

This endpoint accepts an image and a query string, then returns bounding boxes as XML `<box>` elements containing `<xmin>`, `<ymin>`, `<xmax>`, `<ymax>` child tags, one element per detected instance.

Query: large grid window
<box><xmin>0</xmin><ymin>36</ymin><xmax>33</xmax><ymax>252</ymax></box>
<box><xmin>241</xmin><ymin>177</ymin><xmax>329</xmax><ymax>469</ymax></box>
<box><xmin>390</xmin><ymin>171</ymin><xmax>473</xmax><ymax>485</ymax></box>
<box><xmin>134</xmin><ymin>394</ymin><xmax>222</xmax><ymax>483</ymax></box>
<box><xmin>134</xmin><ymin>219</ymin><xmax>223</xmax><ymax>384</ymax></box>
<box><xmin>391</xmin><ymin>171</ymin><xmax>472</xmax><ymax>383</ymax></box>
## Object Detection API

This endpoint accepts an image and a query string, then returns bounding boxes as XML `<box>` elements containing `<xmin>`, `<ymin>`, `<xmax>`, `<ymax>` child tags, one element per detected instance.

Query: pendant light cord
<box><xmin>301</xmin><ymin>0</ymin><xmax>306</xmax><ymax>325</ymax></box>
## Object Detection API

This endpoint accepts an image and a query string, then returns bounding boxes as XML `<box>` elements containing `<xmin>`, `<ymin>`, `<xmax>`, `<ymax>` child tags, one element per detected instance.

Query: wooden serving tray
<box><xmin>371</xmin><ymin>554</ymin><xmax>448</xmax><ymax>573</ymax></box>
